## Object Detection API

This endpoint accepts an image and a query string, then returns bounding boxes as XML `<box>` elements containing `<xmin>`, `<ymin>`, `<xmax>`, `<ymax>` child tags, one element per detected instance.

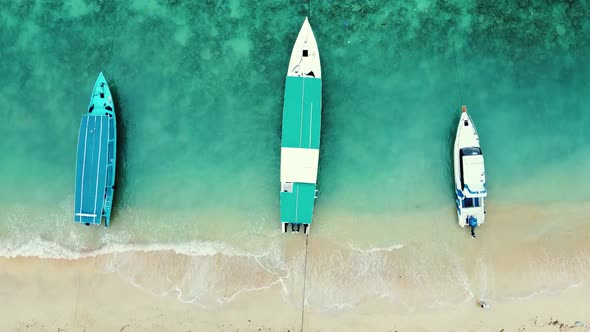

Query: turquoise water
<box><xmin>1</xmin><ymin>0</ymin><xmax>589</xmax><ymax>310</ymax></box>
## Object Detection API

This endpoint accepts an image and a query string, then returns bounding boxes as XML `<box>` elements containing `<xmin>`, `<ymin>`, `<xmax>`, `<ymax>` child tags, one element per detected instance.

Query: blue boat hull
<box><xmin>74</xmin><ymin>73</ymin><xmax>117</xmax><ymax>227</ymax></box>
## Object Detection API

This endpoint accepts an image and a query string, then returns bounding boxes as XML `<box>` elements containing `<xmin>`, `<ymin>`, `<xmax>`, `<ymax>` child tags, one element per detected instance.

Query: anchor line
<box><xmin>72</xmin><ymin>272</ymin><xmax>82</xmax><ymax>329</ymax></box>
<box><xmin>451</xmin><ymin>32</ymin><xmax>464</xmax><ymax>104</ymax></box>
<box><xmin>103</xmin><ymin>0</ymin><xmax>118</xmax><ymax>75</ymax></box>
<box><xmin>300</xmin><ymin>234</ymin><xmax>310</xmax><ymax>332</ymax></box>
<box><xmin>308</xmin><ymin>0</ymin><xmax>312</xmax><ymax>18</ymax></box>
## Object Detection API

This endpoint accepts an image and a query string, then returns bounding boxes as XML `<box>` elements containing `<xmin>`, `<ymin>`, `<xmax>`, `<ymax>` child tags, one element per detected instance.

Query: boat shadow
<box><xmin>315</xmin><ymin>85</ymin><xmax>332</xmax><ymax>199</ymax></box>
<box><xmin>444</xmin><ymin>109</ymin><xmax>461</xmax><ymax>201</ymax></box>
<box><xmin>108</xmin><ymin>80</ymin><xmax>127</xmax><ymax>227</ymax></box>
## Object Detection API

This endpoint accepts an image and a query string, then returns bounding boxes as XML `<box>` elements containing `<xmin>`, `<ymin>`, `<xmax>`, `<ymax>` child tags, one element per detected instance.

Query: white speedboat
<box><xmin>453</xmin><ymin>106</ymin><xmax>487</xmax><ymax>237</ymax></box>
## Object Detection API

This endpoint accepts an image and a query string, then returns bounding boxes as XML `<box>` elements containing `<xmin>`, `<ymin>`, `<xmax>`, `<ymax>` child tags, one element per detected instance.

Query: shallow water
<box><xmin>0</xmin><ymin>0</ymin><xmax>589</xmax><ymax>310</ymax></box>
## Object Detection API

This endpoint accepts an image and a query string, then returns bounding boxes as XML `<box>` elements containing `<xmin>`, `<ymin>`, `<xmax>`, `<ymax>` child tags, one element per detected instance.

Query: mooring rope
<box><xmin>300</xmin><ymin>1</ymin><xmax>313</xmax><ymax>330</ymax></box>
<box><xmin>72</xmin><ymin>273</ymin><xmax>82</xmax><ymax>329</ymax></box>
<box><xmin>300</xmin><ymin>234</ymin><xmax>310</xmax><ymax>332</ymax></box>
<box><xmin>451</xmin><ymin>32</ymin><xmax>464</xmax><ymax>104</ymax></box>
<box><xmin>103</xmin><ymin>0</ymin><xmax>118</xmax><ymax>75</ymax></box>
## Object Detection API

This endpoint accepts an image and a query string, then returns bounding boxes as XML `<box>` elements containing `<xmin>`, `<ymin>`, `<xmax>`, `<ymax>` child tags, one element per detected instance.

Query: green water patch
<box><xmin>0</xmin><ymin>1</ymin><xmax>588</xmax><ymax>235</ymax></box>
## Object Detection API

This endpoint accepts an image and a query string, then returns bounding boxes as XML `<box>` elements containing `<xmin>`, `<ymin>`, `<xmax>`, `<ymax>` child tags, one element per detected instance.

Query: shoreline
<box><xmin>2</xmin><ymin>200</ymin><xmax>588</xmax><ymax>258</ymax></box>
<box><xmin>0</xmin><ymin>201</ymin><xmax>588</xmax><ymax>330</ymax></box>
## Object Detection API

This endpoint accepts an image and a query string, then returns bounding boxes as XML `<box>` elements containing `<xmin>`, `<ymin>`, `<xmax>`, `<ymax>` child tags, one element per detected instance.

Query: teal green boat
<box><xmin>280</xmin><ymin>18</ymin><xmax>322</xmax><ymax>234</ymax></box>
<box><xmin>74</xmin><ymin>72</ymin><xmax>117</xmax><ymax>227</ymax></box>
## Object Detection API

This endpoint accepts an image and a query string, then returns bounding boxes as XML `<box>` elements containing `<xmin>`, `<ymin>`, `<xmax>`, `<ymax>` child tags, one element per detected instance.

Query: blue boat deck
<box><xmin>74</xmin><ymin>115</ymin><xmax>114</xmax><ymax>225</ymax></box>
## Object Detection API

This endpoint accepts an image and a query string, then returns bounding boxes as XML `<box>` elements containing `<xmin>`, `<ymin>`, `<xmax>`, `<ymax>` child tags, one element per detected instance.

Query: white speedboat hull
<box><xmin>453</xmin><ymin>106</ymin><xmax>487</xmax><ymax>229</ymax></box>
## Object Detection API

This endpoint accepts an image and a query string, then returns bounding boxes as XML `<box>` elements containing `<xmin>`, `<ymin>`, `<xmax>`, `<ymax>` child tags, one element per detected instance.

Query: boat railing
<box><xmin>103</xmin><ymin>193</ymin><xmax>113</xmax><ymax>215</ymax></box>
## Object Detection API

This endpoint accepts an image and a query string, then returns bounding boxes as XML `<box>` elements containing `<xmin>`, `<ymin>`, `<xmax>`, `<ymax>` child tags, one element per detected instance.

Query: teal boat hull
<box><xmin>280</xmin><ymin>76</ymin><xmax>322</xmax><ymax>233</ymax></box>
<box><xmin>280</xmin><ymin>18</ymin><xmax>322</xmax><ymax>234</ymax></box>
<box><xmin>74</xmin><ymin>72</ymin><xmax>117</xmax><ymax>227</ymax></box>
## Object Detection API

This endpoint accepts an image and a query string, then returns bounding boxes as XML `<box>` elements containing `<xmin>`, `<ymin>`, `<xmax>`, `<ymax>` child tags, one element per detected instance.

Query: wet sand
<box><xmin>1</xmin><ymin>256</ymin><xmax>589</xmax><ymax>332</ymax></box>
<box><xmin>1</xmin><ymin>201</ymin><xmax>589</xmax><ymax>331</ymax></box>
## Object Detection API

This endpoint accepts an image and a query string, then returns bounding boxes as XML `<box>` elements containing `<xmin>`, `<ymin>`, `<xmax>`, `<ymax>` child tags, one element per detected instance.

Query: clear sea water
<box><xmin>0</xmin><ymin>0</ymin><xmax>589</xmax><ymax>310</ymax></box>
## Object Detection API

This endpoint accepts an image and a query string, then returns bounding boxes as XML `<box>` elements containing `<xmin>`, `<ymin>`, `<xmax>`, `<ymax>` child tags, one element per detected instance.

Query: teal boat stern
<box><xmin>280</xmin><ymin>182</ymin><xmax>318</xmax><ymax>234</ymax></box>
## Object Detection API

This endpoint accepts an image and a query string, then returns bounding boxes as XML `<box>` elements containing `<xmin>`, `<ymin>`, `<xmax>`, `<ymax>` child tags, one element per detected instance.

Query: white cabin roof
<box><xmin>280</xmin><ymin>147</ymin><xmax>319</xmax><ymax>184</ymax></box>
<box><xmin>287</xmin><ymin>17</ymin><xmax>321</xmax><ymax>79</ymax></box>
<box><xmin>462</xmin><ymin>155</ymin><xmax>487</xmax><ymax>196</ymax></box>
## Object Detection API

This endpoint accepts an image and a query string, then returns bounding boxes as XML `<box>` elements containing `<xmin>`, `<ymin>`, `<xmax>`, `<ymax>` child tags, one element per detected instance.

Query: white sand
<box><xmin>0</xmin><ymin>256</ymin><xmax>589</xmax><ymax>331</ymax></box>
<box><xmin>1</xmin><ymin>202</ymin><xmax>589</xmax><ymax>331</ymax></box>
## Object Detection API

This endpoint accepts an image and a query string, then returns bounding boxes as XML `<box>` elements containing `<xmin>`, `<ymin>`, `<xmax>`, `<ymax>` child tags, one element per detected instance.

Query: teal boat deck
<box><xmin>280</xmin><ymin>183</ymin><xmax>316</xmax><ymax>224</ymax></box>
<box><xmin>280</xmin><ymin>76</ymin><xmax>322</xmax><ymax>227</ymax></box>
<box><xmin>281</xmin><ymin>76</ymin><xmax>322</xmax><ymax>149</ymax></box>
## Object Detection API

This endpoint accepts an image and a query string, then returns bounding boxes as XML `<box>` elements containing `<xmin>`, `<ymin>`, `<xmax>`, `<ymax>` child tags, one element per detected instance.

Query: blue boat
<box><xmin>74</xmin><ymin>72</ymin><xmax>117</xmax><ymax>227</ymax></box>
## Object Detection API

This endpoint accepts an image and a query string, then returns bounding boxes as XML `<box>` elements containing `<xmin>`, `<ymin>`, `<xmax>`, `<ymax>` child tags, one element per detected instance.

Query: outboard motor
<box><xmin>468</xmin><ymin>216</ymin><xmax>478</xmax><ymax>238</ymax></box>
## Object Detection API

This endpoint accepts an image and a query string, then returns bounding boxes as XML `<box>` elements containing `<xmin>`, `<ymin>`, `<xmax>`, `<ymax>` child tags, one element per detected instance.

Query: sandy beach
<box><xmin>1</xmin><ymin>202</ymin><xmax>589</xmax><ymax>332</ymax></box>
<box><xmin>1</xmin><ymin>255</ymin><xmax>589</xmax><ymax>332</ymax></box>
<box><xmin>1</xmin><ymin>0</ymin><xmax>589</xmax><ymax>330</ymax></box>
